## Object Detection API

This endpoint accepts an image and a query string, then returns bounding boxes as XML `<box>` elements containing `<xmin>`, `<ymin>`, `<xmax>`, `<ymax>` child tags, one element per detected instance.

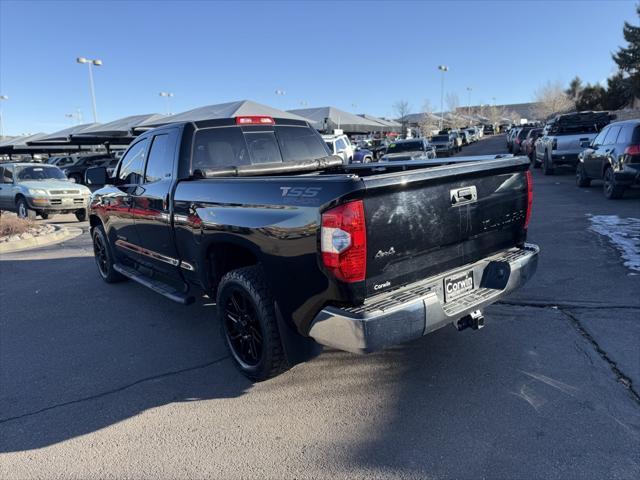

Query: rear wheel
<box><xmin>218</xmin><ymin>266</ymin><xmax>288</xmax><ymax>381</ymax></box>
<box><xmin>603</xmin><ymin>167</ymin><xmax>625</xmax><ymax>199</ymax></box>
<box><xmin>40</xmin><ymin>212</ymin><xmax>53</xmax><ymax>220</ymax></box>
<box><xmin>16</xmin><ymin>198</ymin><xmax>36</xmax><ymax>220</ymax></box>
<box><xmin>542</xmin><ymin>151</ymin><xmax>555</xmax><ymax>175</ymax></box>
<box><xmin>576</xmin><ymin>163</ymin><xmax>591</xmax><ymax>187</ymax></box>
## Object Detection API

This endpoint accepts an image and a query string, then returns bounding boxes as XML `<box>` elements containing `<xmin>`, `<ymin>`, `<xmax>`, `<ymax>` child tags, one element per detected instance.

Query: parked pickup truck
<box><xmin>380</xmin><ymin>138</ymin><xmax>436</xmax><ymax>161</ymax></box>
<box><xmin>534</xmin><ymin>111</ymin><xmax>613</xmax><ymax>175</ymax></box>
<box><xmin>86</xmin><ymin>114</ymin><xmax>539</xmax><ymax>380</ymax></box>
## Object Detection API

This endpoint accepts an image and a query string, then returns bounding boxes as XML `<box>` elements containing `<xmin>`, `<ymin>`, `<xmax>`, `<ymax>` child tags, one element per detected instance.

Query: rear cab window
<box><xmin>192</xmin><ymin>125</ymin><xmax>330</xmax><ymax>171</ymax></box>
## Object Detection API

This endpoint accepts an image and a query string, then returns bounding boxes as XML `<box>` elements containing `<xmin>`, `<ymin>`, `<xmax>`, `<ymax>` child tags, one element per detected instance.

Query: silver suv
<box><xmin>0</xmin><ymin>163</ymin><xmax>91</xmax><ymax>221</ymax></box>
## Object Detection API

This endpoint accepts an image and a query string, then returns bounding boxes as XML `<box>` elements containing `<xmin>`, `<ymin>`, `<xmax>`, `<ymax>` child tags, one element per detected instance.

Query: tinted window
<box><xmin>245</xmin><ymin>132</ymin><xmax>281</xmax><ymax>164</ymax></box>
<box><xmin>193</xmin><ymin>127</ymin><xmax>250</xmax><ymax>170</ymax></box>
<box><xmin>144</xmin><ymin>134</ymin><xmax>173</xmax><ymax>183</ymax></box>
<box><xmin>632</xmin><ymin>125</ymin><xmax>640</xmax><ymax>144</ymax></box>
<box><xmin>387</xmin><ymin>141</ymin><xmax>424</xmax><ymax>153</ymax></box>
<box><xmin>119</xmin><ymin>139</ymin><xmax>148</xmax><ymax>184</ymax></box>
<box><xmin>275</xmin><ymin>126</ymin><xmax>329</xmax><ymax>161</ymax></box>
<box><xmin>325</xmin><ymin>141</ymin><xmax>335</xmax><ymax>153</ymax></box>
<box><xmin>592</xmin><ymin>128</ymin><xmax>608</xmax><ymax>146</ymax></box>
<box><xmin>603</xmin><ymin>126</ymin><xmax>621</xmax><ymax>145</ymax></box>
<box><xmin>335</xmin><ymin>138</ymin><xmax>347</xmax><ymax>151</ymax></box>
<box><xmin>431</xmin><ymin>135</ymin><xmax>449</xmax><ymax>142</ymax></box>
<box><xmin>615</xmin><ymin>124</ymin><xmax>635</xmax><ymax>145</ymax></box>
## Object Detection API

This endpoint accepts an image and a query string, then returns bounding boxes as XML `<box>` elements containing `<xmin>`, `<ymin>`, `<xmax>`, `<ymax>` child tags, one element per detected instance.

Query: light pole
<box><xmin>438</xmin><ymin>65</ymin><xmax>449</xmax><ymax>129</ymax></box>
<box><xmin>76</xmin><ymin>57</ymin><xmax>102</xmax><ymax>122</ymax></box>
<box><xmin>0</xmin><ymin>95</ymin><xmax>8</xmax><ymax>139</ymax></box>
<box><xmin>466</xmin><ymin>87</ymin><xmax>472</xmax><ymax>117</ymax></box>
<box><xmin>159</xmin><ymin>92</ymin><xmax>174</xmax><ymax>115</ymax></box>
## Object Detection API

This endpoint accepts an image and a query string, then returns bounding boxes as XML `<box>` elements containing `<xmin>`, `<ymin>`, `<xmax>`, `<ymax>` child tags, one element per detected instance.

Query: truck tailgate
<box><xmin>361</xmin><ymin>157</ymin><xmax>530</xmax><ymax>297</ymax></box>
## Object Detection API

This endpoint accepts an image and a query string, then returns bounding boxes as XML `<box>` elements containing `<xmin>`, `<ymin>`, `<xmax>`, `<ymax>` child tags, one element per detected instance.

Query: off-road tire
<box><xmin>92</xmin><ymin>225</ymin><xmax>125</xmax><ymax>283</ymax></box>
<box><xmin>217</xmin><ymin>266</ymin><xmax>288</xmax><ymax>381</ymax></box>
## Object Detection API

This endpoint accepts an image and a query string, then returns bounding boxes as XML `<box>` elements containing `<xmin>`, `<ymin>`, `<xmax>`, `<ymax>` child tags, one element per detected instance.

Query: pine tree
<box><xmin>612</xmin><ymin>5</ymin><xmax>640</xmax><ymax>101</ymax></box>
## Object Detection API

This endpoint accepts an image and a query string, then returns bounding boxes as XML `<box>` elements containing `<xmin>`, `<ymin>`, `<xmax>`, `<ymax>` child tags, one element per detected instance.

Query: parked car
<box><xmin>352</xmin><ymin>145</ymin><xmax>374</xmax><ymax>163</ymax></box>
<box><xmin>466</xmin><ymin>128</ymin><xmax>479</xmax><ymax>143</ymax></box>
<box><xmin>459</xmin><ymin>130</ymin><xmax>472</xmax><ymax>145</ymax></box>
<box><xmin>430</xmin><ymin>134</ymin><xmax>457</xmax><ymax>156</ymax></box>
<box><xmin>0</xmin><ymin>163</ymin><xmax>90</xmax><ymax>220</ymax></box>
<box><xmin>322</xmin><ymin>134</ymin><xmax>354</xmax><ymax>164</ymax></box>
<box><xmin>576</xmin><ymin>119</ymin><xmax>640</xmax><ymax>199</ymax></box>
<box><xmin>483</xmin><ymin>124</ymin><xmax>495</xmax><ymax>135</ymax></box>
<box><xmin>522</xmin><ymin>128</ymin><xmax>543</xmax><ymax>161</ymax></box>
<box><xmin>380</xmin><ymin>138</ymin><xmax>436</xmax><ymax>161</ymax></box>
<box><xmin>61</xmin><ymin>154</ymin><xmax>116</xmax><ymax>184</ymax></box>
<box><xmin>512</xmin><ymin>126</ymin><xmax>535</xmax><ymax>155</ymax></box>
<box><xmin>85</xmin><ymin>113</ymin><xmax>538</xmax><ymax>381</ymax></box>
<box><xmin>535</xmin><ymin>111</ymin><xmax>613</xmax><ymax>175</ymax></box>
<box><xmin>507</xmin><ymin>127</ymin><xmax>521</xmax><ymax>152</ymax></box>
<box><xmin>49</xmin><ymin>155</ymin><xmax>79</xmax><ymax>168</ymax></box>
<box><xmin>448</xmin><ymin>130</ymin><xmax>463</xmax><ymax>152</ymax></box>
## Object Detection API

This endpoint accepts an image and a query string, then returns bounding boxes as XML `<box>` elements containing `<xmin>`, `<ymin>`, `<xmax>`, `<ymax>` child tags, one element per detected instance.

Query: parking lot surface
<box><xmin>1</xmin><ymin>134</ymin><xmax>639</xmax><ymax>479</ymax></box>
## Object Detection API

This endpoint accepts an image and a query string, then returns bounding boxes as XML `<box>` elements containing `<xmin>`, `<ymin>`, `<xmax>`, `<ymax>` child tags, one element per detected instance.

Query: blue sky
<box><xmin>0</xmin><ymin>0</ymin><xmax>636</xmax><ymax>135</ymax></box>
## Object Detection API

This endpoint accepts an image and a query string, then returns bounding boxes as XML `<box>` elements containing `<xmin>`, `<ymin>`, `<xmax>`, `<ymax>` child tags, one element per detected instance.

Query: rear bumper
<box><xmin>614</xmin><ymin>164</ymin><xmax>640</xmax><ymax>186</ymax></box>
<box><xmin>308</xmin><ymin>243</ymin><xmax>539</xmax><ymax>353</ymax></box>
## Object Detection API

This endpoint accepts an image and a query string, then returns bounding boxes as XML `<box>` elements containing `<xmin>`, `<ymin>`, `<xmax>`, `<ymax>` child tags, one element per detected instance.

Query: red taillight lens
<box><xmin>321</xmin><ymin>200</ymin><xmax>367</xmax><ymax>283</ymax></box>
<box><xmin>235</xmin><ymin>116</ymin><xmax>275</xmax><ymax>125</ymax></box>
<box><xmin>524</xmin><ymin>170</ymin><xmax>533</xmax><ymax>229</ymax></box>
<box><xmin>624</xmin><ymin>144</ymin><xmax>640</xmax><ymax>155</ymax></box>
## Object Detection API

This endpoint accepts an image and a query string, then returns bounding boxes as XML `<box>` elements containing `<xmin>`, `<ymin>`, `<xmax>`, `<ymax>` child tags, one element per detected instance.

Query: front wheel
<box><xmin>218</xmin><ymin>266</ymin><xmax>288</xmax><ymax>381</ymax></box>
<box><xmin>75</xmin><ymin>209</ymin><xmax>87</xmax><ymax>222</ymax></box>
<box><xmin>576</xmin><ymin>163</ymin><xmax>591</xmax><ymax>187</ymax></box>
<box><xmin>603</xmin><ymin>167</ymin><xmax>625</xmax><ymax>199</ymax></box>
<box><xmin>40</xmin><ymin>212</ymin><xmax>54</xmax><ymax>220</ymax></box>
<box><xmin>92</xmin><ymin>226</ymin><xmax>125</xmax><ymax>283</ymax></box>
<box><xmin>16</xmin><ymin>198</ymin><xmax>36</xmax><ymax>220</ymax></box>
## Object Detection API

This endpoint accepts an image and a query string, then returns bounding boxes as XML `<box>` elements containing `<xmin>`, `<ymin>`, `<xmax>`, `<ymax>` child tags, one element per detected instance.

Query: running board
<box><xmin>113</xmin><ymin>264</ymin><xmax>195</xmax><ymax>305</ymax></box>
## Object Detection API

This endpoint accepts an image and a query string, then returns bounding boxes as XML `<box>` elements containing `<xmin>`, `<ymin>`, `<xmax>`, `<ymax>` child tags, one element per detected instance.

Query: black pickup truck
<box><xmin>86</xmin><ymin>114</ymin><xmax>539</xmax><ymax>380</ymax></box>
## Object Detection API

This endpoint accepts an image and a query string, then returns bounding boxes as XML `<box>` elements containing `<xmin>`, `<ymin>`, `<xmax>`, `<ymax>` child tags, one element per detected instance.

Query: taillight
<box><xmin>624</xmin><ymin>144</ymin><xmax>640</xmax><ymax>155</ymax></box>
<box><xmin>235</xmin><ymin>116</ymin><xmax>275</xmax><ymax>125</ymax></box>
<box><xmin>321</xmin><ymin>200</ymin><xmax>367</xmax><ymax>283</ymax></box>
<box><xmin>524</xmin><ymin>170</ymin><xmax>533</xmax><ymax>229</ymax></box>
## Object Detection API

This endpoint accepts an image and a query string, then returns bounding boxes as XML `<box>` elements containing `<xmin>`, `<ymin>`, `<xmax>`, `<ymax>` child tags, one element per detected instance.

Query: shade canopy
<box><xmin>136</xmin><ymin>100</ymin><xmax>309</xmax><ymax>128</ymax></box>
<box><xmin>74</xmin><ymin>114</ymin><xmax>165</xmax><ymax>137</ymax></box>
<box><xmin>357</xmin><ymin>113</ymin><xmax>401</xmax><ymax>132</ymax></box>
<box><xmin>288</xmin><ymin>106</ymin><xmax>387</xmax><ymax>133</ymax></box>
<box><xmin>27</xmin><ymin>123</ymin><xmax>99</xmax><ymax>145</ymax></box>
<box><xmin>0</xmin><ymin>133</ymin><xmax>48</xmax><ymax>154</ymax></box>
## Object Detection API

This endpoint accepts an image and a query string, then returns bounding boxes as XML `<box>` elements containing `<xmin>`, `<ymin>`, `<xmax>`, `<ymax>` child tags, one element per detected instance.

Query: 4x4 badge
<box><xmin>375</xmin><ymin>247</ymin><xmax>396</xmax><ymax>259</ymax></box>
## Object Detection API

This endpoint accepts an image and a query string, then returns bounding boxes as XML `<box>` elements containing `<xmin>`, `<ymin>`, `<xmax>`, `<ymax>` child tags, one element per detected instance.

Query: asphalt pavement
<box><xmin>1</xmin><ymin>135</ymin><xmax>639</xmax><ymax>479</ymax></box>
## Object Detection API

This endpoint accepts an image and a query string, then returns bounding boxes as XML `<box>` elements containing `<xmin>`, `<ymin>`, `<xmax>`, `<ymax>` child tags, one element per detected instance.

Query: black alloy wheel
<box><xmin>223</xmin><ymin>288</ymin><xmax>263</xmax><ymax>368</ymax></box>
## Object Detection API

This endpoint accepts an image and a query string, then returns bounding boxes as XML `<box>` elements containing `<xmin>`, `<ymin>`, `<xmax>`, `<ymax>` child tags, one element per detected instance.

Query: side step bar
<box><xmin>113</xmin><ymin>264</ymin><xmax>195</xmax><ymax>305</ymax></box>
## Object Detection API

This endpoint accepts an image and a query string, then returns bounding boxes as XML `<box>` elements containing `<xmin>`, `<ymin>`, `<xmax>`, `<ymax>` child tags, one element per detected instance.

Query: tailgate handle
<box><xmin>450</xmin><ymin>186</ymin><xmax>477</xmax><ymax>206</ymax></box>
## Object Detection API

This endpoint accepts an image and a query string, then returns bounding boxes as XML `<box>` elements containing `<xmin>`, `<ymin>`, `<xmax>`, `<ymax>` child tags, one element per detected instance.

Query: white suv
<box><xmin>322</xmin><ymin>134</ymin><xmax>354</xmax><ymax>164</ymax></box>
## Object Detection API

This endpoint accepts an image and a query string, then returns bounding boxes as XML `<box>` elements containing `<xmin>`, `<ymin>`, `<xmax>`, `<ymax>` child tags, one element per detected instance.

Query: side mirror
<box><xmin>85</xmin><ymin>166</ymin><xmax>108</xmax><ymax>186</ymax></box>
<box><xmin>580</xmin><ymin>140</ymin><xmax>591</xmax><ymax>149</ymax></box>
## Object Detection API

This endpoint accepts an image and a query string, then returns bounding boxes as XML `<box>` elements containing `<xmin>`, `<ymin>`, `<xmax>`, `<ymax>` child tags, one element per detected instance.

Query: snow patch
<box><xmin>587</xmin><ymin>215</ymin><xmax>640</xmax><ymax>272</ymax></box>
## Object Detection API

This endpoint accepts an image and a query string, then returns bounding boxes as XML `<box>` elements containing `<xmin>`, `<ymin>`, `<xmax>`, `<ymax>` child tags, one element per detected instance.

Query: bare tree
<box><xmin>393</xmin><ymin>100</ymin><xmax>411</xmax><ymax>136</ymax></box>
<box><xmin>445</xmin><ymin>93</ymin><xmax>463</xmax><ymax>128</ymax></box>
<box><xmin>487</xmin><ymin>104</ymin><xmax>506</xmax><ymax>127</ymax></box>
<box><xmin>419</xmin><ymin>100</ymin><xmax>438</xmax><ymax>137</ymax></box>
<box><xmin>505</xmin><ymin>110</ymin><xmax>522</xmax><ymax>125</ymax></box>
<box><xmin>532</xmin><ymin>81</ymin><xmax>573</xmax><ymax>120</ymax></box>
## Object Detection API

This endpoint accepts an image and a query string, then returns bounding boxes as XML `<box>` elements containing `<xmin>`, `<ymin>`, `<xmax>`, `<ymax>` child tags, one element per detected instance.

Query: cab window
<box><xmin>144</xmin><ymin>134</ymin><xmax>173</xmax><ymax>183</ymax></box>
<box><xmin>118</xmin><ymin>139</ymin><xmax>148</xmax><ymax>185</ymax></box>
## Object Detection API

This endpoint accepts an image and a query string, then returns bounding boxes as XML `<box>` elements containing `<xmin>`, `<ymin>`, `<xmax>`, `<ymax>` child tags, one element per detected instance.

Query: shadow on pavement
<box><xmin>0</xmin><ymin>255</ymin><xmax>251</xmax><ymax>452</ymax></box>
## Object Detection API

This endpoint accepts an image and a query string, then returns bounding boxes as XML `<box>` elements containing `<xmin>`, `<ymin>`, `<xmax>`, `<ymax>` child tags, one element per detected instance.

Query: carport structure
<box><xmin>0</xmin><ymin>133</ymin><xmax>87</xmax><ymax>159</ymax></box>
<box><xmin>287</xmin><ymin>106</ymin><xmax>389</xmax><ymax>134</ymax></box>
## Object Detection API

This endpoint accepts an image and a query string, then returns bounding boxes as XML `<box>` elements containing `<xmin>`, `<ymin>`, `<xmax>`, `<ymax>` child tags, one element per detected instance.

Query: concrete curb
<box><xmin>0</xmin><ymin>225</ymin><xmax>83</xmax><ymax>254</ymax></box>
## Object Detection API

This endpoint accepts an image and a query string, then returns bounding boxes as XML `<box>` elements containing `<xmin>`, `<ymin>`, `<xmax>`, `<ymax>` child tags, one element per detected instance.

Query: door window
<box><xmin>603</xmin><ymin>126</ymin><xmax>621</xmax><ymax>146</ymax></box>
<box><xmin>118</xmin><ymin>139</ymin><xmax>148</xmax><ymax>185</ymax></box>
<box><xmin>615</xmin><ymin>124</ymin><xmax>634</xmax><ymax>145</ymax></box>
<box><xmin>144</xmin><ymin>134</ymin><xmax>173</xmax><ymax>183</ymax></box>
<box><xmin>1</xmin><ymin>166</ymin><xmax>13</xmax><ymax>183</ymax></box>
<box><xmin>592</xmin><ymin>128</ymin><xmax>608</xmax><ymax>146</ymax></box>
<box><xmin>335</xmin><ymin>138</ymin><xmax>347</xmax><ymax>151</ymax></box>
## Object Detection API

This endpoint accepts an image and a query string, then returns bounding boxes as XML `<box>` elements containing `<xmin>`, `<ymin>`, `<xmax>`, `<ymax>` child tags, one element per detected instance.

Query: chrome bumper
<box><xmin>308</xmin><ymin>243</ymin><xmax>539</xmax><ymax>354</ymax></box>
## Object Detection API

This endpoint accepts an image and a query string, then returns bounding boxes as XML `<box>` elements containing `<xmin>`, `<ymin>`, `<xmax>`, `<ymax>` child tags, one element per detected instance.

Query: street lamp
<box><xmin>0</xmin><ymin>95</ymin><xmax>8</xmax><ymax>139</ymax></box>
<box><xmin>466</xmin><ymin>87</ymin><xmax>472</xmax><ymax>117</ymax></box>
<box><xmin>438</xmin><ymin>65</ymin><xmax>449</xmax><ymax>129</ymax></box>
<box><xmin>159</xmin><ymin>92</ymin><xmax>174</xmax><ymax>115</ymax></box>
<box><xmin>76</xmin><ymin>57</ymin><xmax>102</xmax><ymax>122</ymax></box>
